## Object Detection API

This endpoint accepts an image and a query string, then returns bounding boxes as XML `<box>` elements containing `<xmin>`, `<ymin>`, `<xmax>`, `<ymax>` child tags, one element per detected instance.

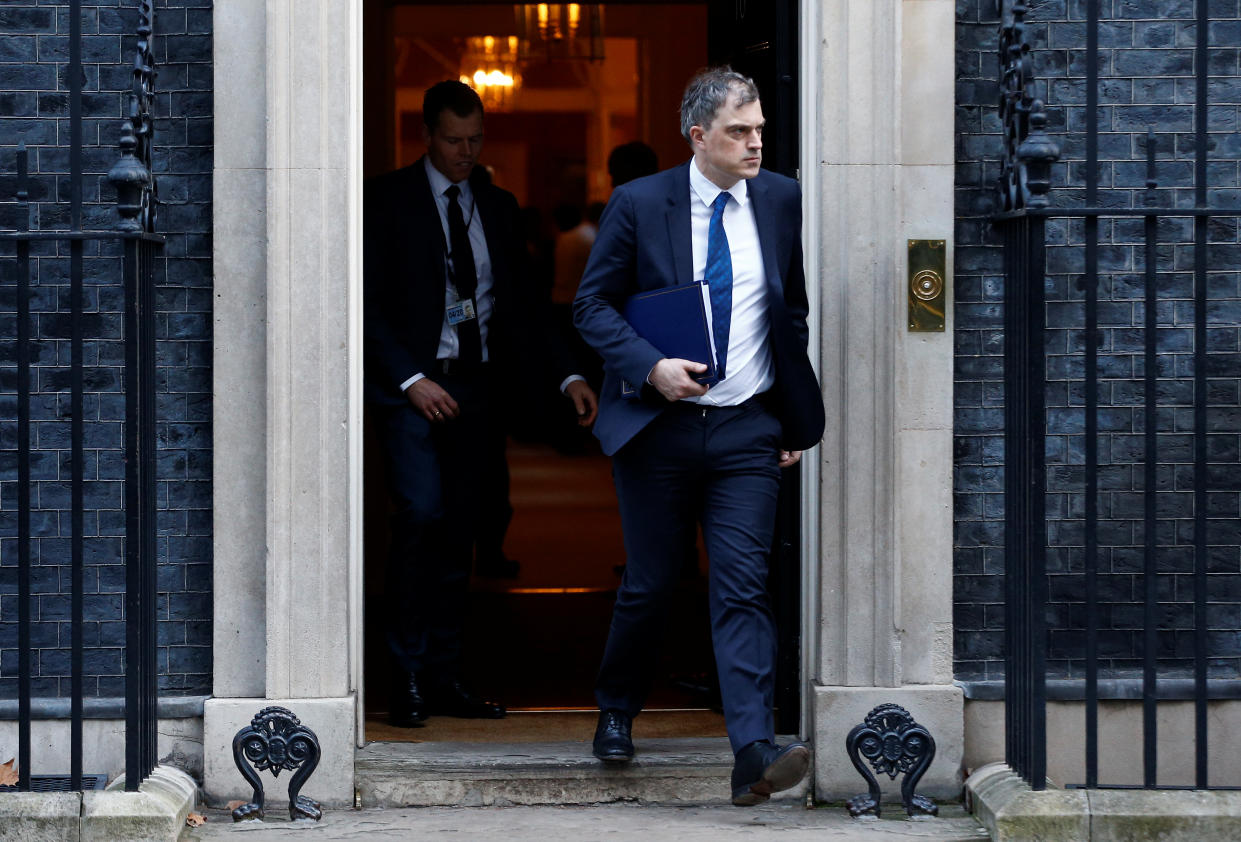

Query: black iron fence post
<box><xmin>3</xmin><ymin>0</ymin><xmax>162</xmax><ymax>794</ymax></box>
<box><xmin>108</xmin><ymin>0</ymin><xmax>161</xmax><ymax>792</ymax></box>
<box><xmin>1002</xmin><ymin>209</ymin><xmax>1049</xmax><ymax>790</ymax></box>
<box><xmin>1192</xmin><ymin>0</ymin><xmax>1212</xmax><ymax>790</ymax></box>
<box><xmin>992</xmin><ymin>0</ymin><xmax>1240</xmax><ymax>793</ymax></box>
<box><xmin>15</xmin><ymin>145</ymin><xmax>32</xmax><ymax>794</ymax></box>
<box><xmin>1083</xmin><ymin>0</ymin><xmax>1099</xmax><ymax>789</ymax></box>
<box><xmin>996</xmin><ymin>0</ymin><xmax>1058</xmax><ymax>792</ymax></box>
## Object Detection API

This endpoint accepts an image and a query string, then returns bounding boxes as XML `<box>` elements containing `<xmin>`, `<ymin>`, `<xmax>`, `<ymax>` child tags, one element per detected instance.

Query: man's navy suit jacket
<box><xmin>573</xmin><ymin>161</ymin><xmax>825</xmax><ymax>456</ymax></box>
<box><xmin>364</xmin><ymin>157</ymin><xmax>571</xmax><ymax>406</ymax></box>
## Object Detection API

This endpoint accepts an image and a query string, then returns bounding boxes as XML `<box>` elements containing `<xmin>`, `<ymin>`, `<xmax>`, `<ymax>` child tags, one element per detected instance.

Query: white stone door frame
<box><xmin>797</xmin><ymin>0</ymin><xmax>822</xmax><ymax>742</ymax></box>
<box><xmin>206</xmin><ymin>0</ymin><xmax>962</xmax><ymax>807</ymax></box>
<box><xmin>204</xmin><ymin>0</ymin><xmax>829</xmax><ymax>806</ymax></box>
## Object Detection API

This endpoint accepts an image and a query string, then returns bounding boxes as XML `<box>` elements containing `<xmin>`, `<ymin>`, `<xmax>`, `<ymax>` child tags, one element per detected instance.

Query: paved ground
<box><xmin>183</xmin><ymin>802</ymin><xmax>989</xmax><ymax>841</ymax></box>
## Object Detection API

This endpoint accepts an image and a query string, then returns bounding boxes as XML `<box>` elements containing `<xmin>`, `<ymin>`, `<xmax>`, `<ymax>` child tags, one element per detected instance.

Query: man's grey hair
<box><xmin>679</xmin><ymin>67</ymin><xmax>760</xmax><ymax>144</ymax></box>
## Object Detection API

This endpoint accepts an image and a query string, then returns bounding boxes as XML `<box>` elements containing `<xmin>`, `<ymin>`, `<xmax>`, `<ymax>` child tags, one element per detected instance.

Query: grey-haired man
<box><xmin>573</xmin><ymin>67</ymin><xmax>825</xmax><ymax>805</ymax></box>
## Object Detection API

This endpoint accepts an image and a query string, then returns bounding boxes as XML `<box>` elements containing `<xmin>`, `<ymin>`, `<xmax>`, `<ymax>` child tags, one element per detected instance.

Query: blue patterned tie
<box><xmin>705</xmin><ymin>192</ymin><xmax>733</xmax><ymax>381</ymax></box>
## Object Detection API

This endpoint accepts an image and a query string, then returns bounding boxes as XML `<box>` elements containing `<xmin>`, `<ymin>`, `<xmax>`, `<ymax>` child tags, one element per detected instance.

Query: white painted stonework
<box><xmin>807</xmin><ymin>0</ymin><xmax>963</xmax><ymax>798</ymax></box>
<box><xmin>207</xmin><ymin>0</ymin><xmax>362</xmax><ymax>806</ymax></box>
<box><xmin>0</xmin><ymin>717</ymin><xmax>203</xmax><ymax>782</ymax></box>
<box><xmin>965</xmin><ymin>700</ymin><xmax>1241</xmax><ymax>789</ymax></box>
<box><xmin>206</xmin><ymin>0</ymin><xmax>959</xmax><ymax>806</ymax></box>
<box><xmin>202</xmin><ymin>696</ymin><xmax>357</xmax><ymax>808</ymax></box>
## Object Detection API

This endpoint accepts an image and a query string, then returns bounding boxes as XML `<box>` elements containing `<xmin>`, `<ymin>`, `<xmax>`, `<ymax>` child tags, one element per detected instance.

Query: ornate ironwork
<box><xmin>845</xmin><ymin>703</ymin><xmax>937</xmax><ymax>818</ymax></box>
<box><xmin>996</xmin><ymin>0</ymin><xmax>1060</xmax><ymax>212</ymax></box>
<box><xmin>4</xmin><ymin>0</ymin><xmax>166</xmax><ymax>798</ymax></box>
<box><xmin>107</xmin><ymin>0</ymin><xmax>157</xmax><ymax>233</ymax></box>
<box><xmin>231</xmin><ymin>707</ymin><xmax>323</xmax><ymax>822</ymax></box>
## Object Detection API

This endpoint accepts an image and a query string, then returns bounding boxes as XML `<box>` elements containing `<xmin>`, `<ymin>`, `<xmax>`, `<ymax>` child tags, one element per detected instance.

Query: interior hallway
<box><xmin>365</xmin><ymin>438</ymin><xmax>720</xmax><ymax>741</ymax></box>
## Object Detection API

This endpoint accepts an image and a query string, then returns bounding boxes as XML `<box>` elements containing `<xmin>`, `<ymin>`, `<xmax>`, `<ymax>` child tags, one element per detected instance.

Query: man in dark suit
<box><xmin>365</xmin><ymin>81</ymin><xmax>597</xmax><ymax>727</ymax></box>
<box><xmin>573</xmin><ymin>68</ymin><xmax>825</xmax><ymax>805</ymax></box>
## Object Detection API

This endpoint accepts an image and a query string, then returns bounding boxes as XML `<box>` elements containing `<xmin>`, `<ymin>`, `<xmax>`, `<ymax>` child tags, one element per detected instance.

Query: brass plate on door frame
<box><xmin>907</xmin><ymin>239</ymin><xmax>946</xmax><ymax>332</ymax></box>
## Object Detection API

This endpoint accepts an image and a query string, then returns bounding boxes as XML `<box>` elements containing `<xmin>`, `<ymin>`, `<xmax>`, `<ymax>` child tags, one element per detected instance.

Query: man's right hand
<box><xmin>406</xmin><ymin>377</ymin><xmax>460</xmax><ymax>423</ymax></box>
<box><xmin>649</xmin><ymin>358</ymin><xmax>710</xmax><ymax>401</ymax></box>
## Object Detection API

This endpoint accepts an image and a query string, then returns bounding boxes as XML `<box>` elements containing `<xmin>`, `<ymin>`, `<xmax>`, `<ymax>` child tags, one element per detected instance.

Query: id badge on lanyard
<box><xmin>444</xmin><ymin>253</ymin><xmax>478</xmax><ymax>326</ymax></box>
<box><xmin>446</xmin><ymin>297</ymin><xmax>476</xmax><ymax>325</ymax></box>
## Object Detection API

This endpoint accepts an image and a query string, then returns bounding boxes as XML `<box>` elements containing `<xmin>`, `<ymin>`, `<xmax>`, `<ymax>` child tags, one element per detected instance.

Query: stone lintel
<box><xmin>812</xmin><ymin>684</ymin><xmax>964</xmax><ymax>801</ymax></box>
<box><xmin>201</xmin><ymin>696</ymin><xmax>356</xmax><ymax>808</ymax></box>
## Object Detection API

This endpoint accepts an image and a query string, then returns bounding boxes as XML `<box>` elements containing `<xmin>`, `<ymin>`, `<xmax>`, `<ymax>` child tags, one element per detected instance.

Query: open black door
<box><xmin>708</xmin><ymin>0</ymin><xmax>802</xmax><ymax>734</ymax></box>
<box><xmin>708</xmin><ymin>1</ymin><xmax>798</xmax><ymax>177</ymax></box>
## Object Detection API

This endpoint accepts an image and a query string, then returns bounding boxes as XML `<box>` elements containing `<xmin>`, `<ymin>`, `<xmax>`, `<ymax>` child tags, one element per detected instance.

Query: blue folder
<box><xmin>620</xmin><ymin>282</ymin><xmax>717</xmax><ymax>398</ymax></box>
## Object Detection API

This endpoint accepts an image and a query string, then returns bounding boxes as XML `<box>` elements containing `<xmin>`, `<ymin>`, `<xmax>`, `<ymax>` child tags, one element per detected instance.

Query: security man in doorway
<box><xmin>365</xmin><ymin>80</ymin><xmax>598</xmax><ymax>726</ymax></box>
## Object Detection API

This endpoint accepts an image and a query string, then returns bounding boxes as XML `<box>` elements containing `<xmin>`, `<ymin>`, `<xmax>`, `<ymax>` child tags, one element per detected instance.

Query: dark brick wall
<box><xmin>0</xmin><ymin>1</ymin><xmax>212</xmax><ymax>697</ymax></box>
<box><xmin>955</xmin><ymin>0</ymin><xmax>1241</xmax><ymax>681</ymax></box>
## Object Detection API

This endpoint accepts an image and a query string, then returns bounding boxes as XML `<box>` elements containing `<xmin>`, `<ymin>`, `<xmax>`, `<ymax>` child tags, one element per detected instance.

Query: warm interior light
<box><xmin>459</xmin><ymin>34</ymin><xmax>521</xmax><ymax>111</ymax></box>
<box><xmin>471</xmin><ymin>69</ymin><xmax>514</xmax><ymax>88</ymax></box>
<box><xmin>518</xmin><ymin>3</ymin><xmax>604</xmax><ymax>62</ymax></box>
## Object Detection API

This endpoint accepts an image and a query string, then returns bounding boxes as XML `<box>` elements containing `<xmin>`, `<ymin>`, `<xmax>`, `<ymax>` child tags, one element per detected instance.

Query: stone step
<box><xmin>355</xmin><ymin>738</ymin><xmax>810</xmax><ymax>807</ymax></box>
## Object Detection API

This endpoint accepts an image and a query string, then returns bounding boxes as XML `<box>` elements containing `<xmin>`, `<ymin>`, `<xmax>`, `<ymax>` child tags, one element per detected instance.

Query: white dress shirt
<box><xmin>683</xmin><ymin>160</ymin><xmax>774</xmax><ymax>406</ymax></box>
<box><xmin>400</xmin><ymin>158</ymin><xmax>495</xmax><ymax>391</ymax></box>
<box><xmin>401</xmin><ymin>157</ymin><xmax>583</xmax><ymax>395</ymax></box>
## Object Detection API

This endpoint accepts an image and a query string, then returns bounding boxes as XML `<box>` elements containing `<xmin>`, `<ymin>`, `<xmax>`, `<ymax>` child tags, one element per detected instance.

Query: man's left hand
<box><xmin>565</xmin><ymin>380</ymin><xmax>599</xmax><ymax>426</ymax></box>
<box><xmin>778</xmin><ymin>450</ymin><xmax>801</xmax><ymax>468</ymax></box>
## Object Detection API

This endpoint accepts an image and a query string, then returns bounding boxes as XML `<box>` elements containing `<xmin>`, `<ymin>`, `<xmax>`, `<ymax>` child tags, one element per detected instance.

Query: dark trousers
<box><xmin>473</xmin><ymin>451</ymin><xmax>513</xmax><ymax>565</ymax></box>
<box><xmin>379</xmin><ymin>371</ymin><xmax>507</xmax><ymax>679</ymax></box>
<box><xmin>596</xmin><ymin>397</ymin><xmax>783</xmax><ymax>754</ymax></box>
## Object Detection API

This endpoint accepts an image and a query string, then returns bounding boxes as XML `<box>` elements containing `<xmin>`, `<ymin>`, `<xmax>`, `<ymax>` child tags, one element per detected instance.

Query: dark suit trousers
<box><xmin>596</xmin><ymin>397</ymin><xmax>783</xmax><ymax>754</ymax></box>
<box><xmin>379</xmin><ymin>370</ymin><xmax>506</xmax><ymax>678</ymax></box>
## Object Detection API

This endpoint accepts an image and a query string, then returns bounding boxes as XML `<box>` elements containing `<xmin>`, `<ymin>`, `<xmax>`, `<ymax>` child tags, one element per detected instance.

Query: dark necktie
<box><xmin>445</xmin><ymin>184</ymin><xmax>482</xmax><ymax>364</ymax></box>
<box><xmin>706</xmin><ymin>192</ymin><xmax>733</xmax><ymax>381</ymax></box>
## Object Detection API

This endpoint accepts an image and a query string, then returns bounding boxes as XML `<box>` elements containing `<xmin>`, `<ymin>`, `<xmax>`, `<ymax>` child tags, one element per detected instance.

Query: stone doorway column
<box><xmin>807</xmin><ymin>0</ymin><xmax>963</xmax><ymax>799</ymax></box>
<box><xmin>204</xmin><ymin>0</ymin><xmax>363</xmax><ymax>807</ymax></box>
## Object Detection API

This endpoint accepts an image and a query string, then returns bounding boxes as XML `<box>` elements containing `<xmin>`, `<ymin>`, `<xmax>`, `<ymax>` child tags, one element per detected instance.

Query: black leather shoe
<box><xmin>730</xmin><ymin>740</ymin><xmax>810</xmax><ymax>806</ymax></box>
<box><xmin>592</xmin><ymin>710</ymin><xmax>634</xmax><ymax>762</ymax></box>
<box><xmin>424</xmin><ymin>679</ymin><xmax>506</xmax><ymax>719</ymax></box>
<box><xmin>388</xmin><ymin>675</ymin><xmax>428</xmax><ymax>728</ymax></box>
<box><xmin>475</xmin><ymin>555</ymin><xmax>521</xmax><ymax>579</ymax></box>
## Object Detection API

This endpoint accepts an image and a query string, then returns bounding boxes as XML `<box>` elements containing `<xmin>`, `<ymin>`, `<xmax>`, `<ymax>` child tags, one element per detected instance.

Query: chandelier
<box><xmin>516</xmin><ymin>4</ymin><xmax>604</xmax><ymax>63</ymax></box>
<box><xmin>458</xmin><ymin>36</ymin><xmax>521</xmax><ymax>112</ymax></box>
<box><xmin>457</xmin><ymin>6</ymin><xmax>604</xmax><ymax>110</ymax></box>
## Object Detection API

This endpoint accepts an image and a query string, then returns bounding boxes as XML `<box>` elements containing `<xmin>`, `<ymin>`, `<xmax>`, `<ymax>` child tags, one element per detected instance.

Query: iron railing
<box><xmin>995</xmin><ymin>0</ymin><xmax>1241</xmax><ymax>791</ymax></box>
<box><xmin>1</xmin><ymin>0</ymin><xmax>161</xmax><ymax>792</ymax></box>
